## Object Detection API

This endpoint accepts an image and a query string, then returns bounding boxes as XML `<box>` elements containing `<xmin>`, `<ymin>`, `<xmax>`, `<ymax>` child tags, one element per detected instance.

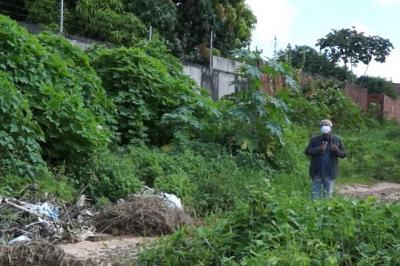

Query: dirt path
<box><xmin>338</xmin><ymin>182</ymin><xmax>400</xmax><ymax>202</ymax></box>
<box><xmin>58</xmin><ymin>236</ymin><xmax>153</xmax><ymax>265</ymax></box>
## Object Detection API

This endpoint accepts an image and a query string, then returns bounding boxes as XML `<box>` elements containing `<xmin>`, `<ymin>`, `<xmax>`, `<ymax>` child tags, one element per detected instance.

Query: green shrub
<box><xmin>89</xmin><ymin>46</ymin><xmax>199</xmax><ymax>145</ymax></box>
<box><xmin>155</xmin><ymin>174</ymin><xmax>196</xmax><ymax>205</ymax></box>
<box><xmin>0</xmin><ymin>15</ymin><xmax>111</xmax><ymax>165</ymax></box>
<box><xmin>0</xmin><ymin>167</ymin><xmax>76</xmax><ymax>202</ymax></box>
<box><xmin>0</xmin><ymin>73</ymin><xmax>44</xmax><ymax>177</ymax></box>
<box><xmin>76</xmin><ymin>148</ymin><xmax>143</xmax><ymax>201</ymax></box>
<box><xmin>37</xmin><ymin>32</ymin><xmax>116</xmax><ymax>127</ymax></box>
<box><xmin>279</xmin><ymin>79</ymin><xmax>365</xmax><ymax>129</ymax></box>
<box><xmin>357</xmin><ymin>76</ymin><xmax>397</xmax><ymax>99</ymax></box>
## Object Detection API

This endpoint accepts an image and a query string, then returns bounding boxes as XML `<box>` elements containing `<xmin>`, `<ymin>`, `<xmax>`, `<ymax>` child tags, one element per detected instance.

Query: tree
<box><xmin>124</xmin><ymin>0</ymin><xmax>177</xmax><ymax>34</ymax></box>
<box><xmin>277</xmin><ymin>45</ymin><xmax>353</xmax><ymax>81</ymax></box>
<box><xmin>213</xmin><ymin>1</ymin><xmax>257</xmax><ymax>57</ymax></box>
<box><xmin>316</xmin><ymin>27</ymin><xmax>393</xmax><ymax>75</ymax></box>
<box><xmin>171</xmin><ymin>0</ymin><xmax>256</xmax><ymax>60</ymax></box>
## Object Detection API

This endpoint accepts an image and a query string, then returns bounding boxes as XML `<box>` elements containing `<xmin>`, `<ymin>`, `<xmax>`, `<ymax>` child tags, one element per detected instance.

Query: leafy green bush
<box><xmin>0</xmin><ymin>15</ymin><xmax>111</xmax><ymax>165</ymax></box>
<box><xmin>73</xmin><ymin>144</ymin><xmax>271</xmax><ymax>214</ymax></box>
<box><xmin>37</xmin><ymin>32</ymin><xmax>115</xmax><ymax>127</ymax></box>
<box><xmin>357</xmin><ymin>76</ymin><xmax>397</xmax><ymax>99</ymax></box>
<box><xmin>0</xmin><ymin>167</ymin><xmax>76</xmax><ymax>202</ymax></box>
<box><xmin>0</xmin><ymin>73</ymin><xmax>44</xmax><ymax>177</ymax></box>
<box><xmin>279</xmin><ymin>79</ymin><xmax>365</xmax><ymax>129</ymax></box>
<box><xmin>75</xmin><ymin>148</ymin><xmax>143</xmax><ymax>201</ymax></box>
<box><xmin>155</xmin><ymin>174</ymin><xmax>196</xmax><ymax>205</ymax></box>
<box><xmin>89</xmin><ymin>46</ymin><xmax>200</xmax><ymax>145</ymax></box>
<box><xmin>157</xmin><ymin>145</ymin><xmax>271</xmax><ymax>214</ymax></box>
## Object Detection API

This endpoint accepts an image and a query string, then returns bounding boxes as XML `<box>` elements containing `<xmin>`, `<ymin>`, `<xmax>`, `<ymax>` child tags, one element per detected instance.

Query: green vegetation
<box><xmin>3</xmin><ymin>0</ymin><xmax>256</xmax><ymax>60</ymax></box>
<box><xmin>140</xmin><ymin>185</ymin><xmax>400</xmax><ymax>265</ymax></box>
<box><xmin>277</xmin><ymin>45</ymin><xmax>353</xmax><ymax>81</ymax></box>
<box><xmin>357</xmin><ymin>76</ymin><xmax>398</xmax><ymax>99</ymax></box>
<box><xmin>1</xmin><ymin>13</ymin><xmax>400</xmax><ymax>265</ymax></box>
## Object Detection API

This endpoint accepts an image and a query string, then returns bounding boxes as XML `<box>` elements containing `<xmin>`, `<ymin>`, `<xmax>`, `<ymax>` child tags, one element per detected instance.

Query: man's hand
<box><xmin>320</xmin><ymin>142</ymin><xmax>328</xmax><ymax>152</ymax></box>
<box><xmin>331</xmin><ymin>144</ymin><xmax>340</xmax><ymax>153</ymax></box>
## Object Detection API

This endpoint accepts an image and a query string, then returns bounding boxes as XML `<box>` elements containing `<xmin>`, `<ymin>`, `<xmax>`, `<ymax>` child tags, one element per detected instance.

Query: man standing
<box><xmin>305</xmin><ymin>119</ymin><xmax>346</xmax><ymax>199</ymax></box>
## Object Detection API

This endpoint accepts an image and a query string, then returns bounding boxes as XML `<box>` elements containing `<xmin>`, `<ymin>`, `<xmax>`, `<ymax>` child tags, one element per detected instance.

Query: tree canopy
<box><xmin>316</xmin><ymin>27</ymin><xmax>393</xmax><ymax>73</ymax></box>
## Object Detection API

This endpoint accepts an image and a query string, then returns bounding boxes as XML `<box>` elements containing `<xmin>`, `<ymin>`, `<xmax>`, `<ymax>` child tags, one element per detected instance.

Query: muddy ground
<box><xmin>59</xmin><ymin>235</ymin><xmax>152</xmax><ymax>265</ymax></box>
<box><xmin>338</xmin><ymin>182</ymin><xmax>400</xmax><ymax>202</ymax></box>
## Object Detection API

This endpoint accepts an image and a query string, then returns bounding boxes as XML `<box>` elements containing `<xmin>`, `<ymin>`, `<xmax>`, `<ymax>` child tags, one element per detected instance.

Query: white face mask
<box><xmin>320</xmin><ymin>125</ymin><xmax>332</xmax><ymax>134</ymax></box>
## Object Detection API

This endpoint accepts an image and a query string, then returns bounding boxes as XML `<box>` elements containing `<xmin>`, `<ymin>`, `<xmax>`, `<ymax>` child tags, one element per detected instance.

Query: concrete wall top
<box><xmin>212</xmin><ymin>56</ymin><xmax>243</xmax><ymax>73</ymax></box>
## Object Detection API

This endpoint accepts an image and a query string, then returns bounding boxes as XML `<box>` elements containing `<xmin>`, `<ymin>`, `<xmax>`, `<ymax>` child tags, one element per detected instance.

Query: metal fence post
<box><xmin>149</xmin><ymin>26</ymin><xmax>153</xmax><ymax>41</ymax></box>
<box><xmin>60</xmin><ymin>0</ymin><xmax>64</xmax><ymax>34</ymax></box>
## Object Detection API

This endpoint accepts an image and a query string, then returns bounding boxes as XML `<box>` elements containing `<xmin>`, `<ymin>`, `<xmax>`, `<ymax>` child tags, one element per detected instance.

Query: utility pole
<box><xmin>60</xmin><ymin>0</ymin><xmax>64</xmax><ymax>34</ymax></box>
<box><xmin>210</xmin><ymin>31</ymin><xmax>214</xmax><ymax>69</ymax></box>
<box><xmin>209</xmin><ymin>31</ymin><xmax>216</xmax><ymax>99</ymax></box>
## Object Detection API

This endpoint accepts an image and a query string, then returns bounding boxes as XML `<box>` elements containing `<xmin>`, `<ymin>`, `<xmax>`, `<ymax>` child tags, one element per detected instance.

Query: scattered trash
<box><xmin>93</xmin><ymin>195</ymin><xmax>192</xmax><ymax>236</ymax></box>
<box><xmin>8</xmin><ymin>235</ymin><xmax>31</xmax><ymax>245</ymax></box>
<box><xmin>76</xmin><ymin>194</ymin><xmax>87</xmax><ymax>208</ymax></box>
<box><xmin>0</xmin><ymin>187</ymin><xmax>191</xmax><ymax>247</ymax></box>
<box><xmin>136</xmin><ymin>186</ymin><xmax>184</xmax><ymax>210</ymax></box>
<box><xmin>24</xmin><ymin>202</ymin><xmax>59</xmax><ymax>221</ymax></box>
<box><xmin>162</xmin><ymin>193</ymin><xmax>183</xmax><ymax>210</ymax></box>
<box><xmin>0</xmin><ymin>196</ymin><xmax>94</xmax><ymax>245</ymax></box>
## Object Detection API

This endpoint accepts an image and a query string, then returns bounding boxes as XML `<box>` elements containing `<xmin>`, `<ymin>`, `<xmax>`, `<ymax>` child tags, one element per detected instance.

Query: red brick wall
<box><xmin>382</xmin><ymin>95</ymin><xmax>400</xmax><ymax>122</ymax></box>
<box><xmin>344</xmin><ymin>85</ymin><xmax>369</xmax><ymax>112</ymax></box>
<box><xmin>368</xmin><ymin>94</ymin><xmax>400</xmax><ymax>122</ymax></box>
<box><xmin>260</xmin><ymin>74</ymin><xmax>285</xmax><ymax>95</ymax></box>
<box><xmin>368</xmin><ymin>94</ymin><xmax>384</xmax><ymax>117</ymax></box>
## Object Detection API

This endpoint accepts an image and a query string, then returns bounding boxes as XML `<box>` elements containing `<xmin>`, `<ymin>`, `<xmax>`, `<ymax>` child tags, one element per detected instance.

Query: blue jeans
<box><xmin>312</xmin><ymin>176</ymin><xmax>334</xmax><ymax>199</ymax></box>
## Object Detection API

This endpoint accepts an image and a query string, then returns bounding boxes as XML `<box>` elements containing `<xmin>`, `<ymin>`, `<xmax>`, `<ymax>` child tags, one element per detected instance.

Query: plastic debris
<box><xmin>162</xmin><ymin>193</ymin><xmax>183</xmax><ymax>210</ymax></box>
<box><xmin>8</xmin><ymin>235</ymin><xmax>31</xmax><ymax>245</ymax></box>
<box><xmin>134</xmin><ymin>186</ymin><xmax>184</xmax><ymax>210</ymax></box>
<box><xmin>23</xmin><ymin>202</ymin><xmax>59</xmax><ymax>221</ymax></box>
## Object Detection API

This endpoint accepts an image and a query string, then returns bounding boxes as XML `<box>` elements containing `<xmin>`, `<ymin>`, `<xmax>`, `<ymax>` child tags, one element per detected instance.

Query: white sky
<box><xmin>245</xmin><ymin>0</ymin><xmax>400</xmax><ymax>82</ymax></box>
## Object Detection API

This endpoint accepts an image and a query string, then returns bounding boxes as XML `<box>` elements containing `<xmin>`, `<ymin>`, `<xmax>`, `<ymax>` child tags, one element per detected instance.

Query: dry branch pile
<box><xmin>0</xmin><ymin>241</ymin><xmax>94</xmax><ymax>266</ymax></box>
<box><xmin>93</xmin><ymin>195</ymin><xmax>192</xmax><ymax>236</ymax></box>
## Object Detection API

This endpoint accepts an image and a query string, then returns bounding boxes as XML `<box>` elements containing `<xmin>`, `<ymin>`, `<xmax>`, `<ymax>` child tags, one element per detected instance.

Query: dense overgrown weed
<box><xmin>139</xmin><ymin>181</ymin><xmax>400</xmax><ymax>265</ymax></box>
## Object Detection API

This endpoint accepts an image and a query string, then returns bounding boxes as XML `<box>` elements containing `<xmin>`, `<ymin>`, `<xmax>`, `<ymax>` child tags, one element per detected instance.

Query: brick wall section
<box><xmin>368</xmin><ymin>94</ymin><xmax>384</xmax><ymax>116</ymax></box>
<box><xmin>344</xmin><ymin>85</ymin><xmax>369</xmax><ymax>112</ymax></box>
<box><xmin>382</xmin><ymin>95</ymin><xmax>400</xmax><ymax>122</ymax></box>
<box><xmin>260</xmin><ymin>74</ymin><xmax>285</xmax><ymax>95</ymax></box>
<box><xmin>368</xmin><ymin>94</ymin><xmax>400</xmax><ymax>122</ymax></box>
